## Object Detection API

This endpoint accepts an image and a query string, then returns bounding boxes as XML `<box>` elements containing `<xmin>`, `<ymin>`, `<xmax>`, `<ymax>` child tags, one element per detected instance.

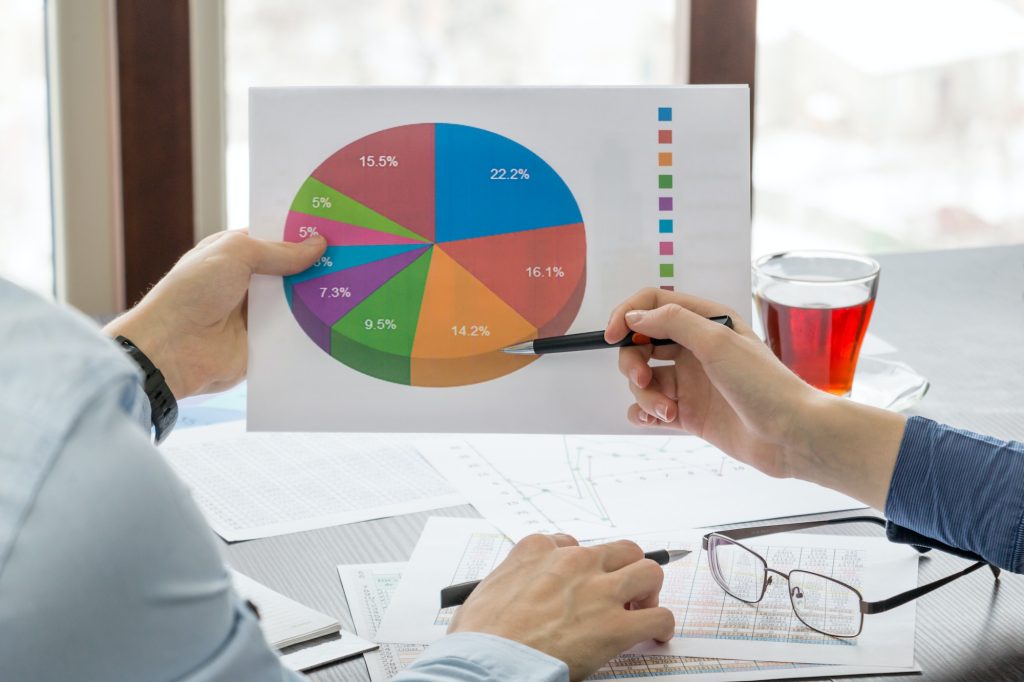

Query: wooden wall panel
<box><xmin>116</xmin><ymin>0</ymin><xmax>194</xmax><ymax>304</ymax></box>
<box><xmin>690</xmin><ymin>0</ymin><xmax>757</xmax><ymax>138</ymax></box>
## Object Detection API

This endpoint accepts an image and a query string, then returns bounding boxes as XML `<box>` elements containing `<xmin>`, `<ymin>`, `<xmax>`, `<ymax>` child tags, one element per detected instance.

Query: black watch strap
<box><xmin>115</xmin><ymin>336</ymin><xmax>178</xmax><ymax>444</ymax></box>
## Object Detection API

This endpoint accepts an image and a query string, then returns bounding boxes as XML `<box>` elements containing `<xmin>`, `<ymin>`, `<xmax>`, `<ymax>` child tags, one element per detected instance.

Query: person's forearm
<box><xmin>787</xmin><ymin>397</ymin><xmax>1024</xmax><ymax>572</ymax></box>
<box><xmin>103</xmin><ymin>310</ymin><xmax>186</xmax><ymax>398</ymax></box>
<box><xmin>786</xmin><ymin>394</ymin><xmax>908</xmax><ymax>510</ymax></box>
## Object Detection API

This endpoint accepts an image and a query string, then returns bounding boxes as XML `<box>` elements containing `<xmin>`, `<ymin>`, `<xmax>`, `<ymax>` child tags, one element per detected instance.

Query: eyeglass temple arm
<box><xmin>703</xmin><ymin>516</ymin><xmax>907</xmax><ymax>548</ymax></box>
<box><xmin>701</xmin><ymin>517</ymin><xmax>990</xmax><ymax>565</ymax></box>
<box><xmin>862</xmin><ymin>561</ymin><xmax>1001</xmax><ymax>615</ymax></box>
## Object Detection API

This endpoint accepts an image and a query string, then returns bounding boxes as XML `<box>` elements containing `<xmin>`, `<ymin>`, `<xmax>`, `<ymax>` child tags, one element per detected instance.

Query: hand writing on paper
<box><xmin>448</xmin><ymin>533</ymin><xmax>675</xmax><ymax>682</ymax></box>
<box><xmin>104</xmin><ymin>230</ymin><xmax>327</xmax><ymax>399</ymax></box>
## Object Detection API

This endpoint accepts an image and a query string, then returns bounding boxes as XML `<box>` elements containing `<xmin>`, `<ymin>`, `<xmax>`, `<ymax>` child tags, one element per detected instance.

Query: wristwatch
<box><xmin>115</xmin><ymin>335</ymin><xmax>178</xmax><ymax>444</ymax></box>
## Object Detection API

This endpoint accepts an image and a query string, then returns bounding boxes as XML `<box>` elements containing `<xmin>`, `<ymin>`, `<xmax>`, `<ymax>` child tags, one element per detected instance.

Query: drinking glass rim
<box><xmin>753</xmin><ymin>250</ymin><xmax>880</xmax><ymax>286</ymax></box>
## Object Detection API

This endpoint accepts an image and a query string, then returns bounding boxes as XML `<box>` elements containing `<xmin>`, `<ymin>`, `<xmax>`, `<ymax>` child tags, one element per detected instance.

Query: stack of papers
<box><xmin>230</xmin><ymin>570</ymin><xmax>377</xmax><ymax>671</ymax></box>
<box><xmin>164</xmin><ymin>364</ymin><xmax>926</xmax><ymax>678</ymax></box>
<box><xmin>231</xmin><ymin>570</ymin><xmax>341</xmax><ymax>648</ymax></box>
<box><xmin>339</xmin><ymin>562</ymin><xmax>429</xmax><ymax>681</ymax></box>
<box><xmin>341</xmin><ymin>519</ymin><xmax>921</xmax><ymax>680</ymax></box>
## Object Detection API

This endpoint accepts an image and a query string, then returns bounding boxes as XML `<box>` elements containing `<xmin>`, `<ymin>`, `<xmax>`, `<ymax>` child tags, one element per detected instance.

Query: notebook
<box><xmin>230</xmin><ymin>569</ymin><xmax>340</xmax><ymax>648</ymax></box>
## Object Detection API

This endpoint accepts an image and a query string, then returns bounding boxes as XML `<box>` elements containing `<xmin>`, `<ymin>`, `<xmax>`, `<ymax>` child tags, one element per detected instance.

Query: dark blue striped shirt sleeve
<box><xmin>885</xmin><ymin>416</ymin><xmax>1024</xmax><ymax>573</ymax></box>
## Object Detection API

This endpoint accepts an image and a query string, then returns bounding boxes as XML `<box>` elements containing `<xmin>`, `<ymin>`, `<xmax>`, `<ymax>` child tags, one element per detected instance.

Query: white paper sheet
<box><xmin>416</xmin><ymin>434</ymin><xmax>864</xmax><ymax>541</ymax></box>
<box><xmin>339</xmin><ymin>560</ymin><xmax>917</xmax><ymax>681</ymax></box>
<box><xmin>160</xmin><ymin>423</ymin><xmax>465</xmax><ymax>541</ymax></box>
<box><xmin>230</xmin><ymin>569</ymin><xmax>377</xmax><ymax>671</ymax></box>
<box><xmin>338</xmin><ymin>562</ymin><xmax>430</xmax><ymax>681</ymax></box>
<box><xmin>377</xmin><ymin>518</ymin><xmax>919</xmax><ymax>668</ymax></box>
<box><xmin>279</xmin><ymin>633</ymin><xmax>379</xmax><ymax>673</ymax></box>
<box><xmin>248</xmin><ymin>86</ymin><xmax>751</xmax><ymax>434</ymax></box>
<box><xmin>176</xmin><ymin>382</ymin><xmax>247</xmax><ymax>429</ymax></box>
<box><xmin>231</xmin><ymin>569</ymin><xmax>340</xmax><ymax>648</ymax></box>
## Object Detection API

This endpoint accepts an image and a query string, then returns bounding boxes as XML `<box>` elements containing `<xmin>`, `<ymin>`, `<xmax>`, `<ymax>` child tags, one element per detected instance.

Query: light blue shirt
<box><xmin>0</xmin><ymin>278</ymin><xmax>564</xmax><ymax>681</ymax></box>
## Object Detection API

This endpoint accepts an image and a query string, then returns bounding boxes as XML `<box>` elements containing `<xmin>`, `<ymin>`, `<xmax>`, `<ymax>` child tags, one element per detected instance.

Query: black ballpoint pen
<box><xmin>501</xmin><ymin>315</ymin><xmax>733</xmax><ymax>355</ymax></box>
<box><xmin>439</xmin><ymin>549</ymin><xmax>692</xmax><ymax>609</ymax></box>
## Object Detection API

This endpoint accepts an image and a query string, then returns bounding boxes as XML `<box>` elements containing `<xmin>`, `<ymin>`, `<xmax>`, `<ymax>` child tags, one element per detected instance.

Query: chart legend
<box><xmin>282</xmin><ymin>123</ymin><xmax>587</xmax><ymax>387</ymax></box>
<box><xmin>658</xmin><ymin>106</ymin><xmax>676</xmax><ymax>291</ymax></box>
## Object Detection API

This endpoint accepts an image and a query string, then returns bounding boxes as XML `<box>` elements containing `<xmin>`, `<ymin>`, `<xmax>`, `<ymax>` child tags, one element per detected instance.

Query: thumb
<box><xmin>624</xmin><ymin>304</ymin><xmax>733</xmax><ymax>362</ymax></box>
<box><xmin>248</xmin><ymin>235</ymin><xmax>328</xmax><ymax>276</ymax></box>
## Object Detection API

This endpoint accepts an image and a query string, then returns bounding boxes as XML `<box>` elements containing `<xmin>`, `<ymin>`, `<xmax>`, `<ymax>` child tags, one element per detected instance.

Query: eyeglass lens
<box><xmin>707</xmin><ymin>534</ymin><xmax>766</xmax><ymax>602</ymax></box>
<box><xmin>788</xmin><ymin>569</ymin><xmax>862</xmax><ymax>637</ymax></box>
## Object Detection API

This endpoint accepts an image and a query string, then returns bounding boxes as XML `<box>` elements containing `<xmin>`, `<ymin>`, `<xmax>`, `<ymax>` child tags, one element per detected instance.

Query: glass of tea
<box><xmin>753</xmin><ymin>251</ymin><xmax>880</xmax><ymax>396</ymax></box>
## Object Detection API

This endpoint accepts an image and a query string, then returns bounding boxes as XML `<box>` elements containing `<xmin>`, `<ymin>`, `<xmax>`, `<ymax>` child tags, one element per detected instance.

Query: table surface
<box><xmin>224</xmin><ymin>245</ymin><xmax>1024</xmax><ymax>681</ymax></box>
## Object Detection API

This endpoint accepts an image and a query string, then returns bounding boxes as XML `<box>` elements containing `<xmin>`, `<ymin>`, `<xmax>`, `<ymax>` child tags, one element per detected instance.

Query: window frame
<box><xmin>46</xmin><ymin>0</ymin><xmax>125</xmax><ymax>315</ymax></box>
<box><xmin>45</xmin><ymin>0</ymin><xmax>755</xmax><ymax>314</ymax></box>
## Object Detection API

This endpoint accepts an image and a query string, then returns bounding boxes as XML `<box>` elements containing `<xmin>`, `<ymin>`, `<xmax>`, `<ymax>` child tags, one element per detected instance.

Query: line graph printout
<box><xmin>340</xmin><ymin>558</ymin><xmax>916</xmax><ymax>682</ymax></box>
<box><xmin>415</xmin><ymin>435</ymin><xmax>865</xmax><ymax>541</ymax></box>
<box><xmin>376</xmin><ymin>518</ymin><xmax>919</xmax><ymax>668</ymax></box>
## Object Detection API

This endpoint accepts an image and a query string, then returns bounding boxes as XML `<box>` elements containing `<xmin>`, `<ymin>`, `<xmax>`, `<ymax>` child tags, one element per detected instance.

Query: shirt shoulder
<box><xmin>0</xmin><ymin>279</ymin><xmax>143</xmax><ymax>571</ymax></box>
<box><xmin>0</xmin><ymin>279</ymin><xmax>298</xmax><ymax>681</ymax></box>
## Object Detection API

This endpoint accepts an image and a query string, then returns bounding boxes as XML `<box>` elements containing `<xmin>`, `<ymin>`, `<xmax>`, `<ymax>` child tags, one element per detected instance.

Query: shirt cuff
<box><xmin>396</xmin><ymin>632</ymin><xmax>568</xmax><ymax>682</ymax></box>
<box><xmin>885</xmin><ymin>416</ymin><xmax>1024</xmax><ymax>572</ymax></box>
<box><xmin>121</xmin><ymin>373</ymin><xmax>152</xmax><ymax>433</ymax></box>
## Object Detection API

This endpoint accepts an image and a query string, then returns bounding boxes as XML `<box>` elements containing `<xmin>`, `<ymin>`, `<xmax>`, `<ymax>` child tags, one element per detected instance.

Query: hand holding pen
<box><xmin>446</xmin><ymin>535</ymin><xmax>679</xmax><ymax>681</ymax></box>
<box><xmin>502</xmin><ymin>315</ymin><xmax>733</xmax><ymax>355</ymax></box>
<box><xmin>499</xmin><ymin>304</ymin><xmax>735</xmax><ymax>431</ymax></box>
<box><xmin>600</xmin><ymin>289</ymin><xmax>817</xmax><ymax>481</ymax></box>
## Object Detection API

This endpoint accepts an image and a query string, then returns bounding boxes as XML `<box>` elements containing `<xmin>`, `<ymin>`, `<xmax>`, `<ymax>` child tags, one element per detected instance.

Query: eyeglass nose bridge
<box><xmin>763</xmin><ymin>567</ymin><xmax>794</xmax><ymax>597</ymax></box>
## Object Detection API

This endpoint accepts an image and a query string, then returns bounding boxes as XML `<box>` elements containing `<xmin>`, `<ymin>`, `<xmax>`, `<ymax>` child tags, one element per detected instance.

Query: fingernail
<box><xmin>655</xmin><ymin>405</ymin><xmax>669</xmax><ymax>422</ymax></box>
<box><xmin>304</xmin><ymin>234</ymin><xmax>325</xmax><ymax>244</ymax></box>
<box><xmin>629</xmin><ymin>369</ymin><xmax>640</xmax><ymax>387</ymax></box>
<box><xmin>638</xmin><ymin>411</ymin><xmax>649</xmax><ymax>423</ymax></box>
<box><xmin>625</xmin><ymin>310</ymin><xmax>646</xmax><ymax>325</ymax></box>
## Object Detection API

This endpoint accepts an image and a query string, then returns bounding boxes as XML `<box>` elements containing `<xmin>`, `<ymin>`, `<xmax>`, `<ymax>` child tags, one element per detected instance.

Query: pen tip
<box><xmin>667</xmin><ymin>549</ymin><xmax>692</xmax><ymax>562</ymax></box>
<box><xmin>501</xmin><ymin>341</ymin><xmax>536</xmax><ymax>355</ymax></box>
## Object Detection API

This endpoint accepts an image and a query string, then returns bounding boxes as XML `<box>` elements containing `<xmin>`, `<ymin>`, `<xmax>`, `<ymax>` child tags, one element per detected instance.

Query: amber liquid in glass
<box><xmin>758</xmin><ymin>297</ymin><xmax>875</xmax><ymax>396</ymax></box>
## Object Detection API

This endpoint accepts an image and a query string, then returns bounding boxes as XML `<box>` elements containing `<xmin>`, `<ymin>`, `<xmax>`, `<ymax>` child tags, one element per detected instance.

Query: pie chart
<box><xmin>283</xmin><ymin>123</ymin><xmax>586</xmax><ymax>387</ymax></box>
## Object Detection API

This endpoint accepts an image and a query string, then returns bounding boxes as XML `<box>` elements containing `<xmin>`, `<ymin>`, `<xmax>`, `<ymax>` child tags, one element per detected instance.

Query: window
<box><xmin>224</xmin><ymin>0</ymin><xmax>676</xmax><ymax>230</ymax></box>
<box><xmin>0</xmin><ymin>2</ymin><xmax>53</xmax><ymax>295</ymax></box>
<box><xmin>754</xmin><ymin>0</ymin><xmax>1024</xmax><ymax>256</ymax></box>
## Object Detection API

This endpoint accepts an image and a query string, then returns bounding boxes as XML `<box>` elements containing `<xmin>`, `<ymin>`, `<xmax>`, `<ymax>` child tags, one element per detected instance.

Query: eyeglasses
<box><xmin>702</xmin><ymin>516</ymin><xmax>1001</xmax><ymax>638</ymax></box>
